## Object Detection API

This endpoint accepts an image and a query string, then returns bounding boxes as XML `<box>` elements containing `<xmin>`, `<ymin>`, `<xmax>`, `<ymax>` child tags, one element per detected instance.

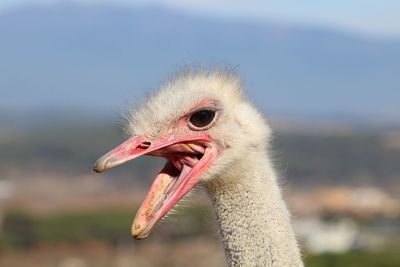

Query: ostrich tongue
<box><xmin>93</xmin><ymin>134</ymin><xmax>219</xmax><ymax>239</ymax></box>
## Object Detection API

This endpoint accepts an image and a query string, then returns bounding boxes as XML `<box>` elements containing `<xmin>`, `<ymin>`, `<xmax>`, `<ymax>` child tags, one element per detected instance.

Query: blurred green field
<box><xmin>0</xmin><ymin>206</ymin><xmax>211</xmax><ymax>249</ymax></box>
<box><xmin>307</xmin><ymin>252</ymin><xmax>400</xmax><ymax>267</ymax></box>
<box><xmin>1</xmin><ymin>208</ymin><xmax>400</xmax><ymax>267</ymax></box>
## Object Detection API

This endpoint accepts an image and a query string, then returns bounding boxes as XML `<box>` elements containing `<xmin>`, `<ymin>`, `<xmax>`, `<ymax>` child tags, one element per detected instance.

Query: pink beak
<box><xmin>94</xmin><ymin>133</ymin><xmax>219</xmax><ymax>239</ymax></box>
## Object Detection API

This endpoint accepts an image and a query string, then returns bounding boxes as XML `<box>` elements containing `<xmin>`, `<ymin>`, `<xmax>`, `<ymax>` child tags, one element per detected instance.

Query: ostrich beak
<box><xmin>93</xmin><ymin>134</ymin><xmax>219</xmax><ymax>239</ymax></box>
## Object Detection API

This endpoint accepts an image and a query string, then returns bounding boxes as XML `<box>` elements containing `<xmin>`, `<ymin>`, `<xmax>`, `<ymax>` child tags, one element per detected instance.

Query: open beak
<box><xmin>93</xmin><ymin>133</ymin><xmax>219</xmax><ymax>239</ymax></box>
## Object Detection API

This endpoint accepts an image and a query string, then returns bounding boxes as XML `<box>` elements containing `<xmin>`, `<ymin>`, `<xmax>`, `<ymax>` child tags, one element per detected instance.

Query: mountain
<box><xmin>0</xmin><ymin>4</ymin><xmax>399</xmax><ymax>121</ymax></box>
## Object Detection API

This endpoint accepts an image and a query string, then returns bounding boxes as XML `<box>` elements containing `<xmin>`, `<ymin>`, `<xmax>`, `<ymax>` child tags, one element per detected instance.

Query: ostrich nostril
<box><xmin>139</xmin><ymin>141</ymin><xmax>151</xmax><ymax>149</ymax></box>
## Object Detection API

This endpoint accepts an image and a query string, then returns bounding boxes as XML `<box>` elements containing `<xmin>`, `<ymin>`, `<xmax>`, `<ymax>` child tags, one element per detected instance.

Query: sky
<box><xmin>0</xmin><ymin>0</ymin><xmax>399</xmax><ymax>39</ymax></box>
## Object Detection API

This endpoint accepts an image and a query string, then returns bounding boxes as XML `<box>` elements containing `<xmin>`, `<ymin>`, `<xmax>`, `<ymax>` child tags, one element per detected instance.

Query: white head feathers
<box><xmin>124</xmin><ymin>69</ymin><xmax>271</xmax><ymax>181</ymax></box>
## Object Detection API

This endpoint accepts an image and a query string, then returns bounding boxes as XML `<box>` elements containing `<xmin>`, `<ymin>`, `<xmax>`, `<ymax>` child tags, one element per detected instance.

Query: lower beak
<box><xmin>93</xmin><ymin>134</ymin><xmax>218</xmax><ymax>239</ymax></box>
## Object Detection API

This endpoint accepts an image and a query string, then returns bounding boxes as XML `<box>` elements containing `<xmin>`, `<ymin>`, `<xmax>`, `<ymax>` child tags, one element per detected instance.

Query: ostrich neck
<box><xmin>205</xmin><ymin>155</ymin><xmax>303</xmax><ymax>267</ymax></box>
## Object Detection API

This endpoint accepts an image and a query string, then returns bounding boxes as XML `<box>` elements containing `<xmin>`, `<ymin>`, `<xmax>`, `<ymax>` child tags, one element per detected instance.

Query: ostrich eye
<box><xmin>188</xmin><ymin>109</ymin><xmax>216</xmax><ymax>129</ymax></box>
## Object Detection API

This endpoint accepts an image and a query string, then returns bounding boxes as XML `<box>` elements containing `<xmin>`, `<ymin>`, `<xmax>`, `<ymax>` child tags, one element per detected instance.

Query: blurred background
<box><xmin>1</xmin><ymin>1</ymin><xmax>400</xmax><ymax>266</ymax></box>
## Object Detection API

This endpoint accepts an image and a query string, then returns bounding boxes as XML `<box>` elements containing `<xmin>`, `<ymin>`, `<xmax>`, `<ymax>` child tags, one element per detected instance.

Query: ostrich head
<box><xmin>94</xmin><ymin>70</ymin><xmax>271</xmax><ymax>239</ymax></box>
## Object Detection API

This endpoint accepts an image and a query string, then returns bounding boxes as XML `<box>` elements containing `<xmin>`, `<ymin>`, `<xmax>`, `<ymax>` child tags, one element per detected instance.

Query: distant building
<box><xmin>295</xmin><ymin>218</ymin><xmax>358</xmax><ymax>253</ymax></box>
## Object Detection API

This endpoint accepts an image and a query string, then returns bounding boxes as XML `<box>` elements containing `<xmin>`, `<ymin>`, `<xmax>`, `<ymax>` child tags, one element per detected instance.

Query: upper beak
<box><xmin>93</xmin><ymin>134</ymin><xmax>211</xmax><ymax>173</ymax></box>
<box><xmin>94</xmin><ymin>136</ymin><xmax>150</xmax><ymax>173</ymax></box>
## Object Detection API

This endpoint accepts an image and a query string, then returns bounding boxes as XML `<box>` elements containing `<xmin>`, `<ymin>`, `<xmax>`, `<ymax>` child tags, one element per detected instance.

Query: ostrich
<box><xmin>94</xmin><ymin>70</ymin><xmax>303</xmax><ymax>267</ymax></box>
